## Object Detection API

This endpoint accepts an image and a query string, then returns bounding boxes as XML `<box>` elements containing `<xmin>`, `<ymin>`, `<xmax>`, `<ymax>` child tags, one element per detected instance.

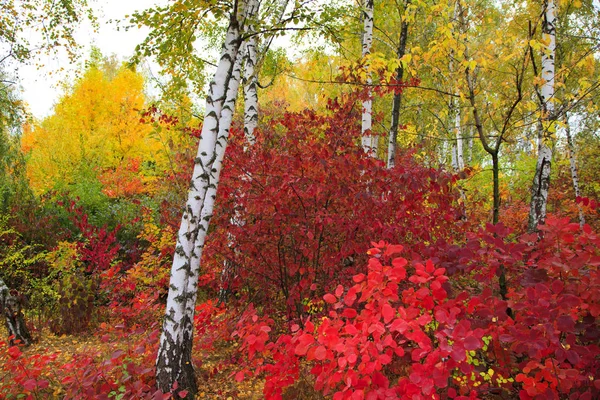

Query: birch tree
<box><xmin>243</xmin><ymin>40</ymin><xmax>259</xmax><ymax>145</ymax></box>
<box><xmin>564</xmin><ymin>114</ymin><xmax>584</xmax><ymax>227</ymax></box>
<box><xmin>242</xmin><ymin>0</ymin><xmax>290</xmax><ymax>144</ymax></box>
<box><xmin>528</xmin><ymin>0</ymin><xmax>556</xmax><ymax>232</ymax></box>
<box><xmin>155</xmin><ymin>0</ymin><xmax>258</xmax><ymax>395</ymax></box>
<box><xmin>448</xmin><ymin>1</ymin><xmax>464</xmax><ymax>172</ymax></box>
<box><xmin>361</xmin><ymin>0</ymin><xmax>377</xmax><ymax>157</ymax></box>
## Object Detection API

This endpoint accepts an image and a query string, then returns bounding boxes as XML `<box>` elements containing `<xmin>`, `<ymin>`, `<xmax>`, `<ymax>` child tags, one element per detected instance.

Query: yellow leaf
<box><xmin>400</xmin><ymin>54</ymin><xmax>412</xmax><ymax>68</ymax></box>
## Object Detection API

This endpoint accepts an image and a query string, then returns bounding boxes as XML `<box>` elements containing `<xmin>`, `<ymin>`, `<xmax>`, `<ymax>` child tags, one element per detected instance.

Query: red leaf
<box><xmin>384</xmin><ymin>244</ymin><xmax>404</xmax><ymax>256</ymax></box>
<box><xmin>392</xmin><ymin>257</ymin><xmax>407</xmax><ymax>268</ymax></box>
<box><xmin>234</xmin><ymin>371</ymin><xmax>245</xmax><ymax>382</ymax></box>
<box><xmin>314</xmin><ymin>346</ymin><xmax>327</xmax><ymax>360</ymax></box>
<box><xmin>295</xmin><ymin>333</ymin><xmax>315</xmax><ymax>356</ymax></box>
<box><xmin>324</xmin><ymin>293</ymin><xmax>337</xmax><ymax>304</ymax></box>
<box><xmin>344</xmin><ymin>287</ymin><xmax>357</xmax><ymax>306</ymax></box>
<box><xmin>23</xmin><ymin>379</ymin><xmax>37</xmax><ymax>391</ymax></box>
<box><xmin>178</xmin><ymin>390</ymin><xmax>189</xmax><ymax>398</ymax></box>
<box><xmin>343</xmin><ymin>308</ymin><xmax>358</xmax><ymax>318</ymax></box>
<box><xmin>382</xmin><ymin>304</ymin><xmax>395</xmax><ymax>323</ymax></box>
<box><xmin>463</xmin><ymin>335</ymin><xmax>480</xmax><ymax>351</ymax></box>
<box><xmin>37</xmin><ymin>380</ymin><xmax>49</xmax><ymax>389</ymax></box>
<box><xmin>556</xmin><ymin>315</ymin><xmax>574</xmax><ymax>332</ymax></box>
<box><xmin>7</xmin><ymin>346</ymin><xmax>21</xmax><ymax>360</ymax></box>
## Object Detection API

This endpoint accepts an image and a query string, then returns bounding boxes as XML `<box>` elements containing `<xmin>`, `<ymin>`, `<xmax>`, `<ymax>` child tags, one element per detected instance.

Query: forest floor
<box><xmin>2</xmin><ymin>323</ymin><xmax>267</xmax><ymax>399</ymax></box>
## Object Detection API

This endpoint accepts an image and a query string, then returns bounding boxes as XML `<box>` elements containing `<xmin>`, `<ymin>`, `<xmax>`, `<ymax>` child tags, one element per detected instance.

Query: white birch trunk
<box><xmin>243</xmin><ymin>38</ymin><xmax>258</xmax><ymax>145</ymax></box>
<box><xmin>565</xmin><ymin>114</ymin><xmax>585</xmax><ymax>227</ymax></box>
<box><xmin>242</xmin><ymin>0</ymin><xmax>289</xmax><ymax>145</ymax></box>
<box><xmin>528</xmin><ymin>0</ymin><xmax>556</xmax><ymax>231</ymax></box>
<box><xmin>455</xmin><ymin>108</ymin><xmax>464</xmax><ymax>170</ymax></box>
<box><xmin>242</xmin><ymin>0</ymin><xmax>261</xmax><ymax>145</ymax></box>
<box><xmin>156</xmin><ymin>5</ymin><xmax>249</xmax><ymax>393</ymax></box>
<box><xmin>361</xmin><ymin>0</ymin><xmax>377</xmax><ymax>157</ymax></box>
<box><xmin>441</xmin><ymin>139</ymin><xmax>449</xmax><ymax>167</ymax></box>
<box><xmin>451</xmin><ymin>141</ymin><xmax>458</xmax><ymax>171</ymax></box>
<box><xmin>448</xmin><ymin>2</ymin><xmax>463</xmax><ymax>172</ymax></box>
<box><xmin>448</xmin><ymin>97</ymin><xmax>463</xmax><ymax>172</ymax></box>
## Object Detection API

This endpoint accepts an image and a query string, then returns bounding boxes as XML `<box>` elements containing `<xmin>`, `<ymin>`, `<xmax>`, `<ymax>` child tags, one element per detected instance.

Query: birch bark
<box><xmin>243</xmin><ymin>0</ymin><xmax>289</xmax><ymax>145</ymax></box>
<box><xmin>361</xmin><ymin>0</ymin><xmax>376</xmax><ymax>157</ymax></box>
<box><xmin>448</xmin><ymin>1</ymin><xmax>463</xmax><ymax>172</ymax></box>
<box><xmin>243</xmin><ymin>38</ymin><xmax>258</xmax><ymax>146</ymax></box>
<box><xmin>565</xmin><ymin>113</ymin><xmax>585</xmax><ymax>227</ymax></box>
<box><xmin>528</xmin><ymin>0</ymin><xmax>556</xmax><ymax>232</ymax></box>
<box><xmin>156</xmin><ymin>1</ymin><xmax>254</xmax><ymax>394</ymax></box>
<box><xmin>454</xmin><ymin>104</ymin><xmax>464</xmax><ymax>171</ymax></box>
<box><xmin>449</xmin><ymin>96</ymin><xmax>464</xmax><ymax>171</ymax></box>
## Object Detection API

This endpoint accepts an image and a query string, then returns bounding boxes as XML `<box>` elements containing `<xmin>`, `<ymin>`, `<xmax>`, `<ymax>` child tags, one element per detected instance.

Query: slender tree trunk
<box><xmin>387</xmin><ymin>87</ymin><xmax>402</xmax><ymax>168</ymax></box>
<box><xmin>0</xmin><ymin>278</ymin><xmax>32</xmax><ymax>346</ymax></box>
<box><xmin>528</xmin><ymin>132</ymin><xmax>552</xmax><ymax>231</ymax></box>
<box><xmin>468</xmin><ymin>125</ymin><xmax>473</xmax><ymax>165</ymax></box>
<box><xmin>449</xmin><ymin>97</ymin><xmax>463</xmax><ymax>172</ymax></box>
<box><xmin>387</xmin><ymin>0</ymin><xmax>410</xmax><ymax>169</ymax></box>
<box><xmin>564</xmin><ymin>113</ymin><xmax>585</xmax><ymax>227</ymax></box>
<box><xmin>451</xmin><ymin>140</ymin><xmax>458</xmax><ymax>171</ymax></box>
<box><xmin>242</xmin><ymin>0</ymin><xmax>261</xmax><ymax>145</ymax></box>
<box><xmin>156</xmin><ymin>3</ymin><xmax>252</xmax><ymax>394</ymax></box>
<box><xmin>528</xmin><ymin>0</ymin><xmax>556</xmax><ymax>232</ymax></box>
<box><xmin>492</xmin><ymin>152</ymin><xmax>500</xmax><ymax>225</ymax></box>
<box><xmin>455</xmin><ymin>106</ymin><xmax>464</xmax><ymax>170</ymax></box>
<box><xmin>361</xmin><ymin>0</ymin><xmax>376</xmax><ymax>157</ymax></box>
<box><xmin>243</xmin><ymin>38</ymin><xmax>258</xmax><ymax>146</ymax></box>
<box><xmin>447</xmin><ymin>0</ymin><xmax>463</xmax><ymax>172</ymax></box>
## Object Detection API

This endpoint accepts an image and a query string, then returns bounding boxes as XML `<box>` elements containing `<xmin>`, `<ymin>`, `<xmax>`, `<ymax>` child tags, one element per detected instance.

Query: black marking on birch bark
<box><xmin>175</xmin><ymin>245</ymin><xmax>186</xmax><ymax>257</ymax></box>
<box><xmin>177</xmin><ymin>261</ymin><xmax>191</xmax><ymax>271</ymax></box>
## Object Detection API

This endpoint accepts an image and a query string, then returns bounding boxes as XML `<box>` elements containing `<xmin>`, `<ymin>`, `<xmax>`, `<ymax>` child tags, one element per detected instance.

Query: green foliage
<box><xmin>43</xmin><ymin>241</ymin><xmax>96</xmax><ymax>335</ymax></box>
<box><xmin>0</xmin><ymin>215</ymin><xmax>46</xmax><ymax>296</ymax></box>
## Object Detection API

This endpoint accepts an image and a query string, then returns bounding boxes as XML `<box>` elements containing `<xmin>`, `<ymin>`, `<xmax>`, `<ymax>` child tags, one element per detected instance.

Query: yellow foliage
<box><xmin>22</xmin><ymin>63</ymin><xmax>156</xmax><ymax>194</ymax></box>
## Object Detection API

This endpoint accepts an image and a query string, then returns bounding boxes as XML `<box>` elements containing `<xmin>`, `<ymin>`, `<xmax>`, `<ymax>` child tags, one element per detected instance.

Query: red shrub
<box><xmin>205</xmin><ymin>94</ymin><xmax>465</xmax><ymax>320</ymax></box>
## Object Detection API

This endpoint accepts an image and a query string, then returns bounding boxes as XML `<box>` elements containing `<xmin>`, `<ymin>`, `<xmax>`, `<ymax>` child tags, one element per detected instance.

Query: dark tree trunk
<box><xmin>491</xmin><ymin>152</ymin><xmax>500</xmax><ymax>225</ymax></box>
<box><xmin>387</xmin><ymin>0</ymin><xmax>410</xmax><ymax>169</ymax></box>
<box><xmin>0</xmin><ymin>278</ymin><xmax>32</xmax><ymax>346</ymax></box>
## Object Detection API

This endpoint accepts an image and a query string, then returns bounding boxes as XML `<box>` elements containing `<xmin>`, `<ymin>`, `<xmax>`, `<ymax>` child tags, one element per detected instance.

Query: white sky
<box><xmin>19</xmin><ymin>0</ymin><xmax>164</xmax><ymax>119</ymax></box>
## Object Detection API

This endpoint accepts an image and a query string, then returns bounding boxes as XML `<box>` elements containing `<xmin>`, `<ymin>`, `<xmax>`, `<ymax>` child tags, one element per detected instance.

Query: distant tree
<box><xmin>21</xmin><ymin>51</ymin><xmax>155</xmax><ymax>197</ymax></box>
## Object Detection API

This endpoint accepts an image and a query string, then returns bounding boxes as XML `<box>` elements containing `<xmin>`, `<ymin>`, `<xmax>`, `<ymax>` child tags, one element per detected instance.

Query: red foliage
<box><xmin>228</xmin><ymin>218</ymin><xmax>599</xmax><ymax>399</ymax></box>
<box><xmin>97</xmin><ymin>158</ymin><xmax>146</xmax><ymax>198</ymax></box>
<box><xmin>0</xmin><ymin>326</ymin><xmax>168</xmax><ymax>399</ymax></box>
<box><xmin>206</xmin><ymin>94</ymin><xmax>464</xmax><ymax>319</ymax></box>
<box><xmin>64</xmin><ymin>201</ymin><xmax>121</xmax><ymax>274</ymax></box>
